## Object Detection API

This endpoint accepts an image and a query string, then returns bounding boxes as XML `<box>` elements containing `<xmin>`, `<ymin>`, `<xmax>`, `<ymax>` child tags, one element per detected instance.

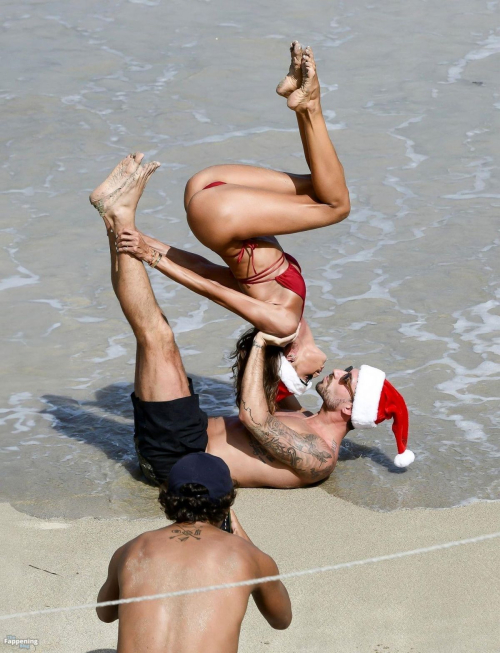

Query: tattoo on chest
<box><xmin>169</xmin><ymin>528</ymin><xmax>202</xmax><ymax>542</ymax></box>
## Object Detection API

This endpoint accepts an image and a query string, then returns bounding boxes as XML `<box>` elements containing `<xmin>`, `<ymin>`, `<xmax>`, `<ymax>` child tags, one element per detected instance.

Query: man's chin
<box><xmin>315</xmin><ymin>378</ymin><xmax>325</xmax><ymax>397</ymax></box>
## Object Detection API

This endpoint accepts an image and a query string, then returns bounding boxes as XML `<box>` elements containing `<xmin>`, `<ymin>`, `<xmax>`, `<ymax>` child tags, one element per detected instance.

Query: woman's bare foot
<box><xmin>276</xmin><ymin>41</ymin><xmax>303</xmax><ymax>98</ymax></box>
<box><xmin>287</xmin><ymin>47</ymin><xmax>321</xmax><ymax>113</ymax></box>
<box><xmin>89</xmin><ymin>152</ymin><xmax>144</xmax><ymax>231</ymax></box>
<box><xmin>103</xmin><ymin>154</ymin><xmax>160</xmax><ymax>234</ymax></box>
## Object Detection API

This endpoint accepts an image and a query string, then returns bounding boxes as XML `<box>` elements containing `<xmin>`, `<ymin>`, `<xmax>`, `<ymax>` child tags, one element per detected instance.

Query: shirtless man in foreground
<box><xmin>97</xmin><ymin>452</ymin><xmax>291</xmax><ymax>653</ymax></box>
<box><xmin>91</xmin><ymin>154</ymin><xmax>414</xmax><ymax>489</ymax></box>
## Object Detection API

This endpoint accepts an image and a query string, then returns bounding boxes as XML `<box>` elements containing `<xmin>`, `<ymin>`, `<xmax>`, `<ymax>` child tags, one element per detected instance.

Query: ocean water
<box><xmin>1</xmin><ymin>0</ymin><xmax>499</xmax><ymax>518</ymax></box>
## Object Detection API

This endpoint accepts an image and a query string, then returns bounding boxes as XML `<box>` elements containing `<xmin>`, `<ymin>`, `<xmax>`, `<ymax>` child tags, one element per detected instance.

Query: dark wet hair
<box><xmin>231</xmin><ymin>326</ymin><xmax>281</xmax><ymax>414</ymax></box>
<box><xmin>158</xmin><ymin>482</ymin><xmax>237</xmax><ymax>525</ymax></box>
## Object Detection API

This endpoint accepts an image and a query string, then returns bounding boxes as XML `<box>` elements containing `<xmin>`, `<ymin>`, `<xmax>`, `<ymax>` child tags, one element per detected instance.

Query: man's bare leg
<box><xmin>92</xmin><ymin>154</ymin><xmax>190</xmax><ymax>402</ymax></box>
<box><xmin>90</xmin><ymin>153</ymin><xmax>143</xmax><ymax>232</ymax></box>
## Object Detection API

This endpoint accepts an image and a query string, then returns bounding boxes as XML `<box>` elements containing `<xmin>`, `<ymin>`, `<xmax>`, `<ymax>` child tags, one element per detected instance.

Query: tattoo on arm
<box><xmin>249</xmin><ymin>436</ymin><xmax>275</xmax><ymax>464</ymax></box>
<box><xmin>241</xmin><ymin>403</ymin><xmax>334</xmax><ymax>481</ymax></box>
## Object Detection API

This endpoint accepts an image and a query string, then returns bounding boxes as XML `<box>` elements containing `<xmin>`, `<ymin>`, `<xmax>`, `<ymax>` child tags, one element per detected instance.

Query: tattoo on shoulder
<box><xmin>241</xmin><ymin>402</ymin><xmax>334</xmax><ymax>481</ymax></box>
<box><xmin>169</xmin><ymin>527</ymin><xmax>202</xmax><ymax>542</ymax></box>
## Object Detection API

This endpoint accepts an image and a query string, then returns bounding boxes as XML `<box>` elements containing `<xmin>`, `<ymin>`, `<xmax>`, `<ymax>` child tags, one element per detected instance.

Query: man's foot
<box><xmin>90</xmin><ymin>153</ymin><xmax>160</xmax><ymax>233</ymax></box>
<box><xmin>276</xmin><ymin>41</ymin><xmax>303</xmax><ymax>98</ymax></box>
<box><xmin>287</xmin><ymin>47</ymin><xmax>321</xmax><ymax>113</ymax></box>
<box><xmin>89</xmin><ymin>152</ymin><xmax>144</xmax><ymax>231</ymax></box>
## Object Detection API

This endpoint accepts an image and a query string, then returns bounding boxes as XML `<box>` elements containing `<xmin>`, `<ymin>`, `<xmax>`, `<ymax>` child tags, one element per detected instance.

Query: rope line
<box><xmin>1</xmin><ymin>530</ymin><xmax>499</xmax><ymax>621</ymax></box>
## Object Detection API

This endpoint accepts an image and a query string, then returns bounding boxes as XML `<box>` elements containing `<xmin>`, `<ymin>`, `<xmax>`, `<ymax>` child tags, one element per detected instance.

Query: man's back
<box><xmin>115</xmin><ymin>522</ymin><xmax>274</xmax><ymax>653</ymax></box>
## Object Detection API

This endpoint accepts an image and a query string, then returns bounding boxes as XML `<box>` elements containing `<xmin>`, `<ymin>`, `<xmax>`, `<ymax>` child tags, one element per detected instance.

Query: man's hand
<box><xmin>230</xmin><ymin>509</ymin><xmax>252</xmax><ymax>542</ymax></box>
<box><xmin>255</xmin><ymin>324</ymin><xmax>300</xmax><ymax>348</ymax></box>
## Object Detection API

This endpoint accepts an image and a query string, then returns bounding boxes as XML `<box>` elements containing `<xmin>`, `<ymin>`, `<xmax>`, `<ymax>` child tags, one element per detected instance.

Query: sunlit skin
<box><xmin>97</xmin><ymin>511</ymin><xmax>291</xmax><ymax>653</ymax></box>
<box><xmin>110</xmin><ymin>43</ymin><xmax>349</xmax><ymax>386</ymax></box>
<box><xmin>94</xmin><ymin>42</ymin><xmax>348</xmax><ymax>391</ymax></box>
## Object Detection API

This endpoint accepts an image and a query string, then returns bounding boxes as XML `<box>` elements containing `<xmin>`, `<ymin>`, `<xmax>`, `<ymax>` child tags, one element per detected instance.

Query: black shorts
<box><xmin>132</xmin><ymin>378</ymin><xmax>208</xmax><ymax>485</ymax></box>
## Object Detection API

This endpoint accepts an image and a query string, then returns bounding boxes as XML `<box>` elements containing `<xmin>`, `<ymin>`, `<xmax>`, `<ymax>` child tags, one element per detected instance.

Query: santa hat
<box><xmin>276</xmin><ymin>354</ymin><xmax>312</xmax><ymax>403</ymax></box>
<box><xmin>351</xmin><ymin>365</ymin><xmax>415</xmax><ymax>468</ymax></box>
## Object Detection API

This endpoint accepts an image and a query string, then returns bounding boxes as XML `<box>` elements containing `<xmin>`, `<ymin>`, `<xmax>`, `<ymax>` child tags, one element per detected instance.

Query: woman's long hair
<box><xmin>231</xmin><ymin>326</ymin><xmax>282</xmax><ymax>414</ymax></box>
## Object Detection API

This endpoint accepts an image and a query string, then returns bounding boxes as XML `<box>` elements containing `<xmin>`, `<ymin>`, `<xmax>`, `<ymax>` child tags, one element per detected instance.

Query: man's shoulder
<box><xmin>227</xmin><ymin>536</ymin><xmax>275</xmax><ymax>577</ymax></box>
<box><xmin>118</xmin><ymin>526</ymin><xmax>170</xmax><ymax>557</ymax></box>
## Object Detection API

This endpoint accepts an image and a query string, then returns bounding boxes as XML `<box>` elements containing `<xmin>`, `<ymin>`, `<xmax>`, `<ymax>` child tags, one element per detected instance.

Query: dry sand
<box><xmin>1</xmin><ymin>491</ymin><xmax>499</xmax><ymax>653</ymax></box>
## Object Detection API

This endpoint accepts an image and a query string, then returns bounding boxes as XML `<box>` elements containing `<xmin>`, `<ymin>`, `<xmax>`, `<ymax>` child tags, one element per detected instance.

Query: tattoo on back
<box><xmin>241</xmin><ymin>403</ymin><xmax>334</xmax><ymax>481</ymax></box>
<box><xmin>169</xmin><ymin>527</ymin><xmax>202</xmax><ymax>542</ymax></box>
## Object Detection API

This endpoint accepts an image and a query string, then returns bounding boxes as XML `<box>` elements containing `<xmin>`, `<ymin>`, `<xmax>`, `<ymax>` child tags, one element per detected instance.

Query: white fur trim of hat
<box><xmin>351</xmin><ymin>365</ymin><xmax>386</xmax><ymax>429</ymax></box>
<box><xmin>279</xmin><ymin>354</ymin><xmax>312</xmax><ymax>396</ymax></box>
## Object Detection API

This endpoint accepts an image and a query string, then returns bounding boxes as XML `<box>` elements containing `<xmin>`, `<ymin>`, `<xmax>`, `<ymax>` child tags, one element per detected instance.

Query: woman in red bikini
<box><xmin>115</xmin><ymin>43</ymin><xmax>350</xmax><ymax>410</ymax></box>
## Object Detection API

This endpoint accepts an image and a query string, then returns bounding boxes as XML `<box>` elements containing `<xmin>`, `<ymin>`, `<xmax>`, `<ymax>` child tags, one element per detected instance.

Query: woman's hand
<box><xmin>116</xmin><ymin>229</ymin><xmax>154</xmax><ymax>263</ymax></box>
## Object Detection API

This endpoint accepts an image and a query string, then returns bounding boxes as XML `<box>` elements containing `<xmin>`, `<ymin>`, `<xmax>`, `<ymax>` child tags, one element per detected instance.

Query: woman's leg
<box><xmin>184</xmin><ymin>165</ymin><xmax>313</xmax><ymax>210</ymax></box>
<box><xmin>277</xmin><ymin>41</ymin><xmax>312</xmax><ymax>170</ymax></box>
<box><xmin>287</xmin><ymin>46</ymin><xmax>348</xmax><ymax>206</ymax></box>
<box><xmin>186</xmin><ymin>46</ymin><xmax>350</xmax><ymax>251</ymax></box>
<box><xmin>184</xmin><ymin>43</ymin><xmax>317</xmax><ymax>210</ymax></box>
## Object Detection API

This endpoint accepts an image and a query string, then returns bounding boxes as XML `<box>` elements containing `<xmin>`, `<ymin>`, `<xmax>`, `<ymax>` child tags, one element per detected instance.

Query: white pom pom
<box><xmin>394</xmin><ymin>449</ymin><xmax>415</xmax><ymax>468</ymax></box>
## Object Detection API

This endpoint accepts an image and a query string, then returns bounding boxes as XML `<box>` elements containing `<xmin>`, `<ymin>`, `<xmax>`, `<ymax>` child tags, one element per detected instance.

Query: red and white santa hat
<box><xmin>351</xmin><ymin>365</ymin><xmax>415</xmax><ymax>468</ymax></box>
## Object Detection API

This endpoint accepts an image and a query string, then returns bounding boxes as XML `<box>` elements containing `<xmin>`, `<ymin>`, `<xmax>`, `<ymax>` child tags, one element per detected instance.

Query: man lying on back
<box><xmin>97</xmin><ymin>452</ymin><xmax>292</xmax><ymax>653</ymax></box>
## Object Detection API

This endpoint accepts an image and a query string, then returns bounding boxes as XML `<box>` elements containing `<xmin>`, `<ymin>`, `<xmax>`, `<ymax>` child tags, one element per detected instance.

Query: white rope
<box><xmin>1</xmin><ymin>530</ymin><xmax>499</xmax><ymax>621</ymax></box>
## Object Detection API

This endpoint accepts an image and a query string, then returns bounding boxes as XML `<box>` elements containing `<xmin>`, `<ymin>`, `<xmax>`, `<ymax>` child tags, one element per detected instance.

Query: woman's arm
<box><xmin>116</xmin><ymin>230</ymin><xmax>300</xmax><ymax>337</ymax></box>
<box><xmin>140</xmin><ymin>233</ymin><xmax>241</xmax><ymax>291</ymax></box>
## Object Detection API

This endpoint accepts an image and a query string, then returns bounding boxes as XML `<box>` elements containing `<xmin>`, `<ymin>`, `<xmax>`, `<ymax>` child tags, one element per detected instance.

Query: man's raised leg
<box><xmin>93</xmin><ymin>154</ymin><xmax>191</xmax><ymax>402</ymax></box>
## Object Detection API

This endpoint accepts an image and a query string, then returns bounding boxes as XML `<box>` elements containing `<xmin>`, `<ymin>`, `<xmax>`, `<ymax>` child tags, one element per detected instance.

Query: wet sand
<box><xmin>2</xmin><ymin>494</ymin><xmax>500</xmax><ymax>653</ymax></box>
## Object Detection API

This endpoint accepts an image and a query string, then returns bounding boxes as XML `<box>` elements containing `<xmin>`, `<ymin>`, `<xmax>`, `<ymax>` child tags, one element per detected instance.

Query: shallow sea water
<box><xmin>0</xmin><ymin>0</ymin><xmax>499</xmax><ymax>518</ymax></box>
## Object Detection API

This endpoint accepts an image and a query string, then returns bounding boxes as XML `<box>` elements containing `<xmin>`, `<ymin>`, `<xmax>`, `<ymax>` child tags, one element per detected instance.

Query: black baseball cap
<box><xmin>168</xmin><ymin>453</ymin><xmax>233</xmax><ymax>501</ymax></box>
